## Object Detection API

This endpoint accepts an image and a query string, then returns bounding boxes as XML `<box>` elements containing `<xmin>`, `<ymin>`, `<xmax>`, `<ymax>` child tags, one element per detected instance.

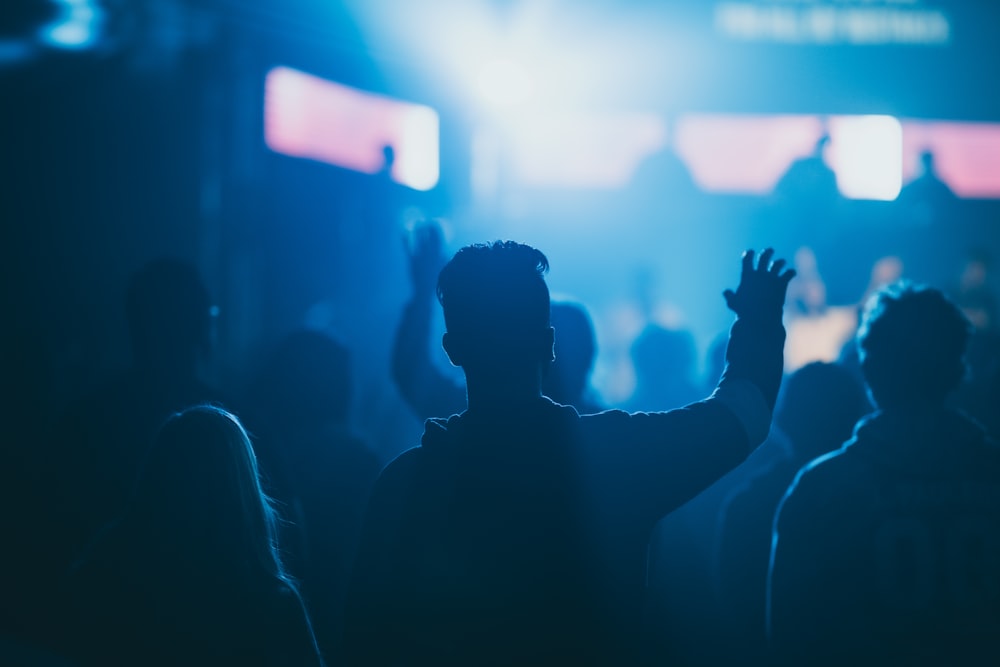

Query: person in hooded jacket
<box><xmin>767</xmin><ymin>283</ymin><xmax>1000</xmax><ymax>666</ymax></box>
<box><xmin>345</xmin><ymin>242</ymin><xmax>794</xmax><ymax>666</ymax></box>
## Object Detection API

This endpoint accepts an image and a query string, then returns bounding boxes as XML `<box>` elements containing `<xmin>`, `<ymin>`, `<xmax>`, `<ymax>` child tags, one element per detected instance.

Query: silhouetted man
<box><xmin>774</xmin><ymin>134</ymin><xmax>842</xmax><ymax>249</ymax></box>
<box><xmin>347</xmin><ymin>242</ymin><xmax>793</xmax><ymax>666</ymax></box>
<box><xmin>774</xmin><ymin>135</ymin><xmax>838</xmax><ymax>203</ymax></box>
<box><xmin>899</xmin><ymin>150</ymin><xmax>956</xmax><ymax>207</ymax></box>
<box><xmin>768</xmin><ymin>283</ymin><xmax>1000</xmax><ymax>666</ymax></box>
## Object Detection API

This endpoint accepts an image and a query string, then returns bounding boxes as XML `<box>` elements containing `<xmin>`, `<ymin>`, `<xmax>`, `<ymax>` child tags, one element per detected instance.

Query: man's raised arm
<box><xmin>588</xmin><ymin>248</ymin><xmax>795</xmax><ymax>521</ymax></box>
<box><xmin>713</xmin><ymin>247</ymin><xmax>796</xmax><ymax>447</ymax></box>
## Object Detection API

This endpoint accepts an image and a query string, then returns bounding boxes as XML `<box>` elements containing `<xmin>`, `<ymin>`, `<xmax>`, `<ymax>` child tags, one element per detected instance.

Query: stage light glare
<box><xmin>43</xmin><ymin>22</ymin><xmax>91</xmax><ymax>48</ymax></box>
<box><xmin>829</xmin><ymin>115</ymin><xmax>903</xmax><ymax>200</ymax></box>
<box><xmin>476</xmin><ymin>58</ymin><xmax>534</xmax><ymax>108</ymax></box>
<box><xmin>40</xmin><ymin>0</ymin><xmax>101</xmax><ymax>50</ymax></box>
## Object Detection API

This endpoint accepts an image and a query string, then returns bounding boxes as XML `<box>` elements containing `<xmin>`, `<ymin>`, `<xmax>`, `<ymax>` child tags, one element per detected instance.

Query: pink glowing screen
<box><xmin>899</xmin><ymin>121</ymin><xmax>1000</xmax><ymax>198</ymax></box>
<box><xmin>265</xmin><ymin>66</ymin><xmax>440</xmax><ymax>191</ymax></box>
<box><xmin>675</xmin><ymin>115</ymin><xmax>1000</xmax><ymax>198</ymax></box>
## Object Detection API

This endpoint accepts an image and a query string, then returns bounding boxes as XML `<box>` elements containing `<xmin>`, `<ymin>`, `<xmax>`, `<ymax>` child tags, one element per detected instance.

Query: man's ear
<box><xmin>543</xmin><ymin>326</ymin><xmax>555</xmax><ymax>363</ymax></box>
<box><xmin>442</xmin><ymin>332</ymin><xmax>464</xmax><ymax>367</ymax></box>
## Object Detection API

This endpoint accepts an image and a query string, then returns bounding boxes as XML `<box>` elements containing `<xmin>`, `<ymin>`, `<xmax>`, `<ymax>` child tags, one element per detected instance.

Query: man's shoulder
<box><xmin>383</xmin><ymin>446</ymin><xmax>423</xmax><ymax>473</ymax></box>
<box><xmin>578</xmin><ymin>404</ymin><xmax>716</xmax><ymax>426</ymax></box>
<box><xmin>578</xmin><ymin>400</ymin><xmax>744</xmax><ymax>439</ymax></box>
<box><xmin>576</xmin><ymin>407</ymin><xmax>661</xmax><ymax>441</ymax></box>
<box><xmin>374</xmin><ymin>447</ymin><xmax>424</xmax><ymax>491</ymax></box>
<box><xmin>578</xmin><ymin>407</ymin><xmax>631</xmax><ymax>425</ymax></box>
<box><xmin>780</xmin><ymin>443</ymin><xmax>865</xmax><ymax>513</ymax></box>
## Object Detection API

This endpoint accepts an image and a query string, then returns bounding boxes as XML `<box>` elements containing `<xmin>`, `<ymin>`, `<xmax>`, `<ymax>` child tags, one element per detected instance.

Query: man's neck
<box><xmin>464</xmin><ymin>369</ymin><xmax>544</xmax><ymax>415</ymax></box>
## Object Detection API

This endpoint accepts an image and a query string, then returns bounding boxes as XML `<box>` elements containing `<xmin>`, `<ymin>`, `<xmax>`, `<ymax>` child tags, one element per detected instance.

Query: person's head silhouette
<box><xmin>813</xmin><ymin>134</ymin><xmax>831</xmax><ymax>158</ymax></box>
<box><xmin>774</xmin><ymin>361</ymin><xmax>869</xmax><ymax>460</ymax></box>
<box><xmin>437</xmin><ymin>241</ymin><xmax>553</xmax><ymax>407</ymax></box>
<box><xmin>858</xmin><ymin>283</ymin><xmax>971</xmax><ymax>411</ymax></box>
<box><xmin>631</xmin><ymin>324</ymin><xmax>697</xmax><ymax>388</ymax></box>
<box><xmin>919</xmin><ymin>149</ymin><xmax>936</xmax><ymax>176</ymax></box>
<box><xmin>259</xmin><ymin>330</ymin><xmax>352</xmax><ymax>431</ymax></box>
<box><xmin>125</xmin><ymin>259</ymin><xmax>211</xmax><ymax>377</ymax></box>
<box><xmin>129</xmin><ymin>405</ymin><xmax>287</xmax><ymax>582</ymax></box>
<box><xmin>379</xmin><ymin>144</ymin><xmax>396</xmax><ymax>179</ymax></box>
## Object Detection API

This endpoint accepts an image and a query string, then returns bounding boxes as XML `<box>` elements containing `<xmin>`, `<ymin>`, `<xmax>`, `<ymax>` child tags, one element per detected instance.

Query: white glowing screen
<box><xmin>828</xmin><ymin>115</ymin><xmax>903</xmax><ymax>201</ymax></box>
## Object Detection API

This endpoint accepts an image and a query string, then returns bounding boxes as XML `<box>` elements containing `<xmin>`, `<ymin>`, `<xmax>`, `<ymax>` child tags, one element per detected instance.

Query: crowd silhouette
<box><xmin>4</xmin><ymin>158</ymin><xmax>1000</xmax><ymax>667</ymax></box>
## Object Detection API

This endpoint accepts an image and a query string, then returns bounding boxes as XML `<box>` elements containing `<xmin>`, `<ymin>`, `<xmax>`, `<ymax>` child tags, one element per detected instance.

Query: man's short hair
<box><xmin>437</xmin><ymin>241</ymin><xmax>550</xmax><ymax>357</ymax></box>
<box><xmin>857</xmin><ymin>282</ymin><xmax>971</xmax><ymax>408</ymax></box>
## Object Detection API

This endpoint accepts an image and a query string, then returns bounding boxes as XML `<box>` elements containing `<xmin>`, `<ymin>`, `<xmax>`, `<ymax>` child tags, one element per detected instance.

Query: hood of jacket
<box><xmin>419</xmin><ymin>396</ymin><xmax>581</xmax><ymax>456</ymax></box>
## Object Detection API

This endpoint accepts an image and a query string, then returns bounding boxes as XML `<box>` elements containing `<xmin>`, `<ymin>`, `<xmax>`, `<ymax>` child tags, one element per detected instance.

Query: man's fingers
<box><xmin>742</xmin><ymin>249</ymin><xmax>756</xmax><ymax>274</ymax></box>
<box><xmin>758</xmin><ymin>248</ymin><xmax>775</xmax><ymax>270</ymax></box>
<box><xmin>769</xmin><ymin>258</ymin><xmax>787</xmax><ymax>275</ymax></box>
<box><xmin>780</xmin><ymin>268</ymin><xmax>797</xmax><ymax>285</ymax></box>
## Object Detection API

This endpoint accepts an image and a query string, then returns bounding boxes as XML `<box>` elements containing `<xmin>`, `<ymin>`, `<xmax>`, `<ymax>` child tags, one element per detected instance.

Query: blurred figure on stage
<box><xmin>898</xmin><ymin>149</ymin><xmax>957</xmax><ymax>227</ymax></box>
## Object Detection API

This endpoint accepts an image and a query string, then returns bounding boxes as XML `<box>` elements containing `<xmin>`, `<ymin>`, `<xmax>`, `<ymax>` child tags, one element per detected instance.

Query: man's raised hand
<box><xmin>723</xmin><ymin>248</ymin><xmax>796</xmax><ymax>321</ymax></box>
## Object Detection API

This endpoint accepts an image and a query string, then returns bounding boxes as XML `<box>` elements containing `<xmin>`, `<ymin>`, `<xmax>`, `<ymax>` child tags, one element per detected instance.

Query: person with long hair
<box><xmin>63</xmin><ymin>405</ymin><xmax>324</xmax><ymax>666</ymax></box>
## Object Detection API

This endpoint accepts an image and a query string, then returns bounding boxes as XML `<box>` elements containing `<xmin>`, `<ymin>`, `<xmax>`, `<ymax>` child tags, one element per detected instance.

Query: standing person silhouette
<box><xmin>773</xmin><ymin>134</ymin><xmax>842</xmax><ymax>251</ymax></box>
<box><xmin>35</xmin><ymin>258</ymin><xmax>227</xmax><ymax>640</ymax></box>
<box><xmin>246</xmin><ymin>330</ymin><xmax>381</xmax><ymax>664</ymax></box>
<box><xmin>63</xmin><ymin>406</ymin><xmax>324</xmax><ymax>666</ymax></box>
<box><xmin>346</xmin><ymin>242</ymin><xmax>794</xmax><ymax>666</ymax></box>
<box><xmin>768</xmin><ymin>284</ymin><xmax>1000</xmax><ymax>666</ymax></box>
<box><xmin>897</xmin><ymin>149</ymin><xmax>957</xmax><ymax>226</ymax></box>
<box><xmin>626</xmin><ymin>323</ymin><xmax>702</xmax><ymax>413</ymax></box>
